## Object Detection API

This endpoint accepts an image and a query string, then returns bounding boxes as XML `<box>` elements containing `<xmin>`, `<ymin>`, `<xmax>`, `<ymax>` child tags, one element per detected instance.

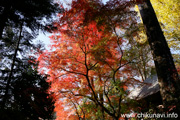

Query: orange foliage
<box><xmin>38</xmin><ymin>0</ymin><xmax>138</xmax><ymax>119</ymax></box>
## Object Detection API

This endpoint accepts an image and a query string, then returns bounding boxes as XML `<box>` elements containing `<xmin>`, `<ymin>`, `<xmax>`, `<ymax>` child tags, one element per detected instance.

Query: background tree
<box><xmin>124</xmin><ymin>23</ymin><xmax>156</xmax><ymax>81</ymax></box>
<box><xmin>1</xmin><ymin>23</ymin><xmax>24</xmax><ymax>108</ymax></box>
<box><xmin>0</xmin><ymin>0</ymin><xmax>60</xmax><ymax>110</ymax></box>
<box><xmin>12</xmin><ymin>60</ymin><xmax>54</xmax><ymax>120</ymax></box>
<box><xmin>0</xmin><ymin>24</ymin><xmax>55</xmax><ymax>119</ymax></box>
<box><xmin>151</xmin><ymin>0</ymin><xmax>180</xmax><ymax>43</ymax></box>
<box><xmin>0</xmin><ymin>60</ymin><xmax>55</xmax><ymax>120</ymax></box>
<box><xmin>0</xmin><ymin>0</ymin><xmax>59</xmax><ymax>39</ymax></box>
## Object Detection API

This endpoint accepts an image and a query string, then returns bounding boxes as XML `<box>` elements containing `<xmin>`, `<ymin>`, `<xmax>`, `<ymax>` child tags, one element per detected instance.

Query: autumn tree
<box><xmin>38</xmin><ymin>0</ymin><xmax>139</xmax><ymax>119</ymax></box>
<box><xmin>39</xmin><ymin>21</ymin><xmax>133</xmax><ymax>120</ymax></box>
<box><xmin>151</xmin><ymin>0</ymin><xmax>180</xmax><ymax>44</ymax></box>
<box><xmin>136</xmin><ymin>0</ymin><xmax>180</xmax><ymax>114</ymax></box>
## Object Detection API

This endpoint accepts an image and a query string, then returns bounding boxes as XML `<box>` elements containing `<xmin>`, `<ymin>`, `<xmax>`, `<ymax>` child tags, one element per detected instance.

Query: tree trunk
<box><xmin>137</xmin><ymin>0</ymin><xmax>180</xmax><ymax>113</ymax></box>
<box><xmin>1</xmin><ymin>23</ymin><xmax>23</xmax><ymax>109</ymax></box>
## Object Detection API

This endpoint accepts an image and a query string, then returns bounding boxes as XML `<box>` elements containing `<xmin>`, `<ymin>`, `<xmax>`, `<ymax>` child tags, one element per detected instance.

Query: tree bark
<box><xmin>137</xmin><ymin>0</ymin><xmax>180</xmax><ymax>113</ymax></box>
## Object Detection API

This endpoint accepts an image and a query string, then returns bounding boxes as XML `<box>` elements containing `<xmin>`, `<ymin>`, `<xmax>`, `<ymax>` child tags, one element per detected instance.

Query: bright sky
<box><xmin>34</xmin><ymin>31</ymin><xmax>51</xmax><ymax>50</ymax></box>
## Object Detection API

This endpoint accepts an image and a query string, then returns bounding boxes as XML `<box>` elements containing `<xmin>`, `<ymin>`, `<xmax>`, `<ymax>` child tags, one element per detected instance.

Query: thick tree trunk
<box><xmin>137</xmin><ymin>0</ymin><xmax>180</xmax><ymax>113</ymax></box>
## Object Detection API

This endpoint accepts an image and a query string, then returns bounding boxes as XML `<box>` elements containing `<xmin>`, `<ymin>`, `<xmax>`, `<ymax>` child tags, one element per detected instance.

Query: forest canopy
<box><xmin>1</xmin><ymin>0</ymin><xmax>180</xmax><ymax>120</ymax></box>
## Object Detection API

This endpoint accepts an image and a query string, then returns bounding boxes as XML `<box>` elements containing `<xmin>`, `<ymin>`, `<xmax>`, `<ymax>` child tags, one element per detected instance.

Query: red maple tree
<box><xmin>38</xmin><ymin>0</ymin><xmax>139</xmax><ymax>119</ymax></box>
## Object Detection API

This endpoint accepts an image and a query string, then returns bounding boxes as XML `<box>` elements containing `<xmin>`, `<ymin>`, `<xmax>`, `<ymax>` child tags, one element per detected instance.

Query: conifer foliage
<box><xmin>0</xmin><ymin>25</ymin><xmax>55</xmax><ymax>119</ymax></box>
<box><xmin>0</xmin><ymin>0</ymin><xmax>58</xmax><ymax>119</ymax></box>
<box><xmin>0</xmin><ymin>0</ymin><xmax>59</xmax><ymax>39</ymax></box>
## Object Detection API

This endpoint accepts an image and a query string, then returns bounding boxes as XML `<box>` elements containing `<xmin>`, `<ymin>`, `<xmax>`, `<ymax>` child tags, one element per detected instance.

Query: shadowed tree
<box><xmin>0</xmin><ymin>25</ymin><xmax>55</xmax><ymax>119</ymax></box>
<box><xmin>0</xmin><ymin>0</ymin><xmax>60</xmax><ymax>108</ymax></box>
<box><xmin>0</xmin><ymin>59</ymin><xmax>55</xmax><ymax>120</ymax></box>
<box><xmin>0</xmin><ymin>31</ymin><xmax>55</xmax><ymax>119</ymax></box>
<box><xmin>136</xmin><ymin>0</ymin><xmax>180</xmax><ymax>114</ymax></box>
